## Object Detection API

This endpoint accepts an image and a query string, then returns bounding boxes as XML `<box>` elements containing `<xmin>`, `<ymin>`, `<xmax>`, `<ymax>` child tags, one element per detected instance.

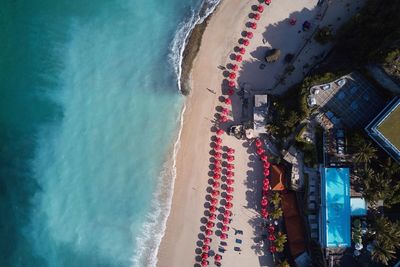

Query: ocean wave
<box><xmin>130</xmin><ymin>104</ymin><xmax>186</xmax><ymax>267</ymax></box>
<box><xmin>169</xmin><ymin>0</ymin><xmax>221</xmax><ymax>93</ymax></box>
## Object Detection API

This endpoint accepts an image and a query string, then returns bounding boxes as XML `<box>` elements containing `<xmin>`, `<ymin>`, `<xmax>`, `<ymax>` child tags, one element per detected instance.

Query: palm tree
<box><xmin>371</xmin><ymin>240</ymin><xmax>397</xmax><ymax>265</ymax></box>
<box><xmin>271</xmin><ymin>207</ymin><xmax>283</xmax><ymax>220</ymax></box>
<box><xmin>372</xmin><ymin>216</ymin><xmax>400</xmax><ymax>250</ymax></box>
<box><xmin>380</xmin><ymin>157</ymin><xmax>400</xmax><ymax>177</ymax></box>
<box><xmin>353</xmin><ymin>142</ymin><xmax>377</xmax><ymax>166</ymax></box>
<box><xmin>271</xmin><ymin>192</ymin><xmax>281</xmax><ymax>207</ymax></box>
<box><xmin>274</xmin><ymin>232</ymin><xmax>287</xmax><ymax>252</ymax></box>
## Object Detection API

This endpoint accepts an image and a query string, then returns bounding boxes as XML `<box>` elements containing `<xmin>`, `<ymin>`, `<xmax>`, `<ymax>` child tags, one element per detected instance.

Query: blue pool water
<box><xmin>0</xmin><ymin>0</ymin><xmax>219</xmax><ymax>266</ymax></box>
<box><xmin>321</xmin><ymin>167</ymin><xmax>351</xmax><ymax>248</ymax></box>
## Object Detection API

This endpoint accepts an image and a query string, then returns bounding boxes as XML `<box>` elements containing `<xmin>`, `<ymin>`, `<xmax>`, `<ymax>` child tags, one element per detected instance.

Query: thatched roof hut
<box><xmin>265</xmin><ymin>48</ymin><xmax>281</xmax><ymax>63</ymax></box>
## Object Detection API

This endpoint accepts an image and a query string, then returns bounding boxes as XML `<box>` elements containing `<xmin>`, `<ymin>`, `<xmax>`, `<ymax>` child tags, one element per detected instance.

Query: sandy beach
<box><xmin>157</xmin><ymin>0</ymin><xmax>363</xmax><ymax>266</ymax></box>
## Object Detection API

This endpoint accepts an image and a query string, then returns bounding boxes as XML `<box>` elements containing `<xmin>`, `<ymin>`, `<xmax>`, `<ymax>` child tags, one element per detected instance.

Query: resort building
<box><xmin>281</xmin><ymin>192</ymin><xmax>308</xmax><ymax>262</ymax></box>
<box><xmin>270</xmin><ymin>165</ymin><xmax>286</xmax><ymax>191</ymax></box>
<box><xmin>365</xmin><ymin>97</ymin><xmax>400</xmax><ymax>162</ymax></box>
<box><xmin>309</xmin><ymin>72</ymin><xmax>385</xmax><ymax>128</ymax></box>
<box><xmin>253</xmin><ymin>94</ymin><xmax>269</xmax><ymax>136</ymax></box>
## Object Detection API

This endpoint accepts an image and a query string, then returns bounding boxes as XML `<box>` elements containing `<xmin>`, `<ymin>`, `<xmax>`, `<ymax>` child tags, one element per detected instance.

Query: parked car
<box><xmin>307</xmin><ymin>96</ymin><xmax>317</xmax><ymax>107</ymax></box>
<box><xmin>337</xmin><ymin>78</ymin><xmax>346</xmax><ymax>87</ymax></box>
<box><xmin>321</xmin><ymin>84</ymin><xmax>331</xmax><ymax>90</ymax></box>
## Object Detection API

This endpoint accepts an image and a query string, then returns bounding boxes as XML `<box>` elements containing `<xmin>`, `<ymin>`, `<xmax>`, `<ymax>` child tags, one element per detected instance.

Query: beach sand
<box><xmin>157</xmin><ymin>0</ymin><xmax>362</xmax><ymax>266</ymax></box>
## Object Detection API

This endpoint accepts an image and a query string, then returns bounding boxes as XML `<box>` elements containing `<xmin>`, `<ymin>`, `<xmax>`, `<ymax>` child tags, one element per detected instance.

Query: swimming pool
<box><xmin>320</xmin><ymin>167</ymin><xmax>351</xmax><ymax>247</ymax></box>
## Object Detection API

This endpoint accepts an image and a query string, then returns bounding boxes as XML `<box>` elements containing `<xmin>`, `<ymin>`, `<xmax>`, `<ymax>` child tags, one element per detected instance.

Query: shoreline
<box><xmin>180</xmin><ymin>8</ymin><xmax>216</xmax><ymax>96</ymax></box>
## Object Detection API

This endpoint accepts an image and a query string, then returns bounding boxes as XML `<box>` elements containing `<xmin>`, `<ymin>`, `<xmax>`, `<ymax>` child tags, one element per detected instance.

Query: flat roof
<box><xmin>350</xmin><ymin>197</ymin><xmax>367</xmax><ymax>216</ymax></box>
<box><xmin>366</xmin><ymin>97</ymin><xmax>400</xmax><ymax>162</ymax></box>
<box><xmin>377</xmin><ymin>100</ymin><xmax>400</xmax><ymax>151</ymax></box>
<box><xmin>320</xmin><ymin>167</ymin><xmax>351</xmax><ymax>248</ymax></box>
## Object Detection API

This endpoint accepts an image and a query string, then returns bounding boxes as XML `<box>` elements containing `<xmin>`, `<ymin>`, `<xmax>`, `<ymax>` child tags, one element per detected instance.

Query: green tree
<box><xmin>271</xmin><ymin>207</ymin><xmax>283</xmax><ymax>220</ymax></box>
<box><xmin>371</xmin><ymin>241</ymin><xmax>396</xmax><ymax>266</ymax></box>
<box><xmin>277</xmin><ymin>259</ymin><xmax>290</xmax><ymax>267</ymax></box>
<box><xmin>380</xmin><ymin>157</ymin><xmax>400</xmax><ymax>177</ymax></box>
<box><xmin>369</xmin><ymin>216</ymin><xmax>400</xmax><ymax>265</ymax></box>
<box><xmin>271</xmin><ymin>192</ymin><xmax>281</xmax><ymax>207</ymax></box>
<box><xmin>274</xmin><ymin>232</ymin><xmax>287</xmax><ymax>252</ymax></box>
<box><xmin>353</xmin><ymin>142</ymin><xmax>377</xmax><ymax>166</ymax></box>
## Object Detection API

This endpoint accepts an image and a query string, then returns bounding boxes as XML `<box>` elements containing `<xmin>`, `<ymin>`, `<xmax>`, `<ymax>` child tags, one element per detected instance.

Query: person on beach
<box><xmin>207</xmin><ymin>88</ymin><xmax>216</xmax><ymax>94</ymax></box>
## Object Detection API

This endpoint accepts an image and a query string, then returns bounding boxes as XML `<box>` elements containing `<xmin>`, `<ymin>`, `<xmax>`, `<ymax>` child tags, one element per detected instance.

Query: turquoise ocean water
<box><xmin>0</xmin><ymin>0</ymin><xmax>219</xmax><ymax>266</ymax></box>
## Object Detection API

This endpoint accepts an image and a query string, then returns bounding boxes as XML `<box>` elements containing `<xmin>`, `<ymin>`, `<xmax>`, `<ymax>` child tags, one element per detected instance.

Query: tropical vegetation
<box><xmin>273</xmin><ymin>232</ymin><xmax>287</xmax><ymax>253</ymax></box>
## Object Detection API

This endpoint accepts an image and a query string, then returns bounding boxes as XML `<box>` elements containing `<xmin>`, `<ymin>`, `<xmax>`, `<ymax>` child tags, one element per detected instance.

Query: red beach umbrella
<box><xmin>220</xmin><ymin>233</ymin><xmax>228</xmax><ymax>240</ymax></box>
<box><xmin>239</xmin><ymin>47</ymin><xmax>246</xmax><ymax>54</ymax></box>
<box><xmin>213</xmin><ymin>173</ymin><xmax>221</xmax><ymax>180</ymax></box>
<box><xmin>206</xmin><ymin>221</ymin><xmax>215</xmax><ymax>228</ymax></box>
<box><xmin>221</xmin><ymin>225</ymin><xmax>229</xmax><ymax>232</ymax></box>
<box><xmin>261</xmin><ymin>209</ymin><xmax>269</xmax><ymax>218</ymax></box>
<box><xmin>257</xmin><ymin>148</ymin><xmax>264</xmax><ymax>155</ymax></box>
<box><xmin>215</xmin><ymin>254</ymin><xmax>222</xmax><ymax>261</ymax></box>
<box><xmin>216</xmin><ymin>129</ymin><xmax>224</xmax><ymax>136</ymax></box>
<box><xmin>268</xmin><ymin>226</ymin><xmax>275</xmax><ymax>234</ymax></box>
<box><xmin>226</xmin><ymin>194</ymin><xmax>233</xmax><ymax>201</ymax></box>
<box><xmin>243</xmin><ymin>39</ymin><xmax>250</xmax><ymax>46</ymax></box>
<box><xmin>235</xmin><ymin>54</ymin><xmax>242</xmax><ymax>62</ymax></box>
<box><xmin>213</xmin><ymin>166</ymin><xmax>221</xmax><ymax>173</ymax></box>
<box><xmin>263</xmin><ymin>178</ymin><xmax>270</xmax><ymax>185</ymax></box>
<box><xmin>224</xmin><ymin>210</ymin><xmax>232</xmax><ymax>217</ymax></box>
<box><xmin>225</xmin><ymin>202</ymin><xmax>233</xmax><ymax>209</ymax></box>
<box><xmin>229</xmin><ymin>72</ymin><xmax>236</xmax><ymax>79</ymax></box>
<box><xmin>257</xmin><ymin>5</ymin><xmax>264</xmax><ymax>13</ymax></box>
<box><xmin>254</xmin><ymin>13</ymin><xmax>260</xmax><ymax>20</ymax></box>
<box><xmin>227</xmin><ymin>148</ymin><xmax>235</xmax><ymax>154</ymax></box>
<box><xmin>226</xmin><ymin>179</ymin><xmax>234</xmax><ymax>185</ymax></box>
<box><xmin>231</xmin><ymin>64</ymin><xmax>239</xmax><ymax>71</ymax></box>
<box><xmin>263</xmin><ymin>162</ymin><xmax>270</xmax><ymax>169</ymax></box>
<box><xmin>255</xmin><ymin>138</ymin><xmax>262</xmax><ymax>147</ymax></box>
<box><xmin>210</xmin><ymin>198</ymin><xmax>218</xmax><ymax>205</ymax></box>
<box><xmin>264</xmin><ymin>169</ymin><xmax>270</xmax><ymax>176</ymax></box>
<box><xmin>202</xmin><ymin>245</ymin><xmax>210</xmax><ymax>252</ymax></box>
<box><xmin>226</xmin><ymin>186</ymin><xmax>234</xmax><ymax>193</ymax></box>
<box><xmin>214</xmin><ymin>151</ymin><xmax>222</xmax><ymax>158</ymax></box>
<box><xmin>216</xmin><ymin>137</ymin><xmax>222</xmax><ymax>144</ymax></box>
<box><xmin>214</xmin><ymin>160</ymin><xmax>221</xmax><ymax>167</ymax></box>
<box><xmin>268</xmin><ymin>234</ymin><xmax>276</xmax><ymax>241</ymax></box>
<box><xmin>265</xmin><ymin>0</ymin><xmax>271</xmax><ymax>4</ymax></box>
<box><xmin>224</xmin><ymin>98</ymin><xmax>232</xmax><ymax>105</ymax></box>
<box><xmin>222</xmin><ymin>108</ymin><xmax>229</xmax><ymax>115</ymax></box>
<box><xmin>246</xmin><ymin>31</ymin><xmax>253</xmax><ymax>39</ymax></box>
<box><xmin>270</xmin><ymin>245</ymin><xmax>277</xmax><ymax>253</ymax></box>
<box><xmin>227</xmin><ymin>164</ymin><xmax>234</xmax><ymax>170</ymax></box>
<box><xmin>212</xmin><ymin>181</ymin><xmax>220</xmax><ymax>188</ymax></box>
<box><xmin>261</xmin><ymin>155</ymin><xmax>268</xmax><ymax>161</ymax></box>
<box><xmin>213</xmin><ymin>144</ymin><xmax>221</xmax><ymax>151</ymax></box>
<box><xmin>228</xmin><ymin>80</ymin><xmax>235</xmax><ymax>87</ymax></box>
<box><xmin>227</xmin><ymin>88</ymin><xmax>235</xmax><ymax>96</ymax></box>
<box><xmin>226</xmin><ymin>171</ymin><xmax>234</xmax><ymax>178</ymax></box>
<box><xmin>212</xmin><ymin>190</ymin><xmax>220</xmax><ymax>197</ymax></box>
<box><xmin>205</xmin><ymin>229</ymin><xmax>213</xmax><ymax>236</ymax></box>
<box><xmin>208</xmin><ymin>213</ymin><xmax>216</xmax><ymax>221</ymax></box>
<box><xmin>220</xmin><ymin>116</ymin><xmax>228</xmax><ymax>123</ymax></box>
<box><xmin>202</xmin><ymin>252</ymin><xmax>209</xmax><ymax>259</ymax></box>
<box><xmin>263</xmin><ymin>184</ymin><xmax>270</xmax><ymax>191</ymax></box>
<box><xmin>223</xmin><ymin>216</ymin><xmax>230</xmax><ymax>224</ymax></box>
<box><xmin>209</xmin><ymin>205</ymin><xmax>217</xmax><ymax>213</ymax></box>
<box><xmin>204</xmin><ymin>237</ymin><xmax>211</xmax><ymax>244</ymax></box>
<box><xmin>201</xmin><ymin>260</ymin><xmax>208</xmax><ymax>267</ymax></box>
<box><xmin>227</xmin><ymin>156</ymin><xmax>234</xmax><ymax>162</ymax></box>
<box><xmin>250</xmin><ymin>22</ymin><xmax>257</xmax><ymax>29</ymax></box>
<box><xmin>261</xmin><ymin>198</ymin><xmax>268</xmax><ymax>206</ymax></box>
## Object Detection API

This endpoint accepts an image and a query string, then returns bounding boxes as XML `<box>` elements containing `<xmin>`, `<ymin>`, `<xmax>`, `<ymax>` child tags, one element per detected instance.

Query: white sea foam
<box><xmin>169</xmin><ymin>0</ymin><xmax>221</xmax><ymax>92</ymax></box>
<box><xmin>131</xmin><ymin>1</ymin><xmax>222</xmax><ymax>266</ymax></box>
<box><xmin>130</xmin><ymin>104</ymin><xmax>186</xmax><ymax>267</ymax></box>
